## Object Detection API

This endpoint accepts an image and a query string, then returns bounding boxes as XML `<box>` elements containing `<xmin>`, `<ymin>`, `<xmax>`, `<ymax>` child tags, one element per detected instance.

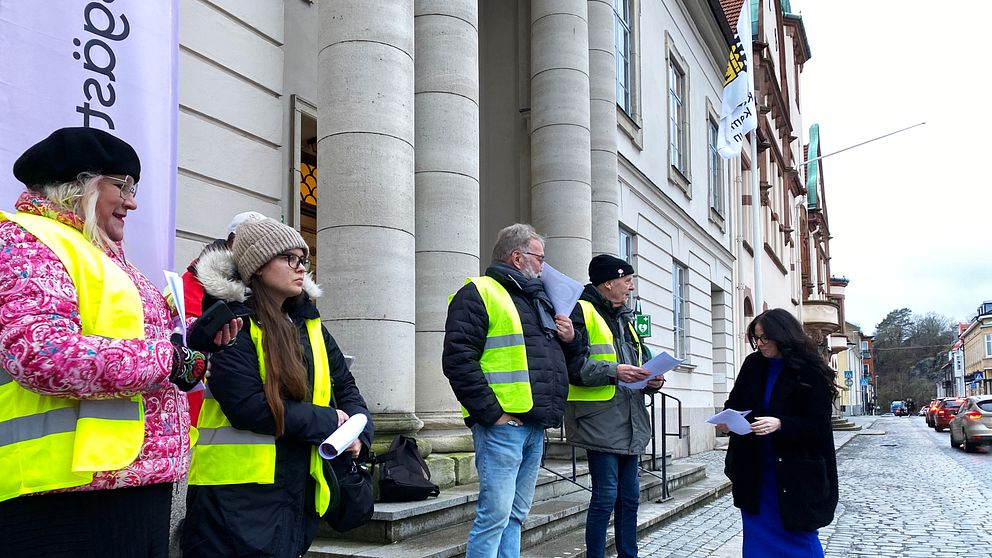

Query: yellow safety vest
<box><xmin>451</xmin><ymin>277</ymin><xmax>533</xmax><ymax>418</ymax></box>
<box><xmin>567</xmin><ymin>300</ymin><xmax>643</xmax><ymax>401</ymax></box>
<box><xmin>189</xmin><ymin>317</ymin><xmax>334</xmax><ymax>515</ymax></box>
<box><xmin>0</xmin><ymin>211</ymin><xmax>146</xmax><ymax>503</ymax></box>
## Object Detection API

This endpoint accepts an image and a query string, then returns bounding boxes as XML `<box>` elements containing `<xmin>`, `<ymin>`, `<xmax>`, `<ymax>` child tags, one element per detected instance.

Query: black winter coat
<box><xmin>182</xmin><ymin>251</ymin><xmax>373</xmax><ymax>557</ymax></box>
<box><xmin>723</xmin><ymin>351</ymin><xmax>838</xmax><ymax>532</ymax></box>
<box><xmin>442</xmin><ymin>265</ymin><xmax>579</xmax><ymax>428</ymax></box>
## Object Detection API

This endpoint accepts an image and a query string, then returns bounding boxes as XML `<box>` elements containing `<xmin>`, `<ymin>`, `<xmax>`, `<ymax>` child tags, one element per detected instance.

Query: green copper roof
<box><xmin>781</xmin><ymin>0</ymin><xmax>793</xmax><ymax>14</ymax></box>
<box><xmin>806</xmin><ymin>123</ymin><xmax>819</xmax><ymax>209</ymax></box>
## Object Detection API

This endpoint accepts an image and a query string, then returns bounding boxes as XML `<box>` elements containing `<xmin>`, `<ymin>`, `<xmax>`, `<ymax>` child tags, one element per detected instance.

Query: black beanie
<box><xmin>13</xmin><ymin>127</ymin><xmax>141</xmax><ymax>187</ymax></box>
<box><xmin>588</xmin><ymin>254</ymin><xmax>635</xmax><ymax>285</ymax></box>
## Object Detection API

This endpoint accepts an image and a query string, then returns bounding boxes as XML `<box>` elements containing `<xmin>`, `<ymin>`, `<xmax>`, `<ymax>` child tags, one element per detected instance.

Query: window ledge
<box><xmin>617</xmin><ymin>106</ymin><xmax>643</xmax><ymax>150</ymax></box>
<box><xmin>708</xmin><ymin>207</ymin><xmax>726</xmax><ymax>232</ymax></box>
<box><xmin>675</xmin><ymin>362</ymin><xmax>697</xmax><ymax>372</ymax></box>
<box><xmin>669</xmin><ymin>166</ymin><xmax>691</xmax><ymax>197</ymax></box>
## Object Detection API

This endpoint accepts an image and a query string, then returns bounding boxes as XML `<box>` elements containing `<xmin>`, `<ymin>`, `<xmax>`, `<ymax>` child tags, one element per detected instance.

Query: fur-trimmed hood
<box><xmin>195</xmin><ymin>247</ymin><xmax>323</xmax><ymax>303</ymax></box>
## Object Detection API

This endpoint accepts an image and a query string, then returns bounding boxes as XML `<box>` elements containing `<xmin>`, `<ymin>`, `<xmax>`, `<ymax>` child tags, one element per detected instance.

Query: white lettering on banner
<box><xmin>74</xmin><ymin>1</ymin><xmax>131</xmax><ymax>129</ymax></box>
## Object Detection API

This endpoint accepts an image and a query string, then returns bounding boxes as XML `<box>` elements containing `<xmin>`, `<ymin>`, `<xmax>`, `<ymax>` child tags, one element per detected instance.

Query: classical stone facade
<box><xmin>174</xmin><ymin>0</ymin><xmax>755</xmax><ymax>464</ymax></box>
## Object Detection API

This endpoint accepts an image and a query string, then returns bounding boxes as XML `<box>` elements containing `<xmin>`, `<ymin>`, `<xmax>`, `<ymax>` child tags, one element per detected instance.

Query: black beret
<box><xmin>13</xmin><ymin>127</ymin><xmax>141</xmax><ymax>187</ymax></box>
<box><xmin>589</xmin><ymin>254</ymin><xmax>635</xmax><ymax>286</ymax></box>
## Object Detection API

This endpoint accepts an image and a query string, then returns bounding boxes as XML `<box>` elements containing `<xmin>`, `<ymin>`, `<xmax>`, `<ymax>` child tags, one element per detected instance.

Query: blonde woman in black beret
<box><xmin>0</xmin><ymin>127</ymin><xmax>238</xmax><ymax>557</ymax></box>
<box><xmin>182</xmin><ymin>217</ymin><xmax>374</xmax><ymax>557</ymax></box>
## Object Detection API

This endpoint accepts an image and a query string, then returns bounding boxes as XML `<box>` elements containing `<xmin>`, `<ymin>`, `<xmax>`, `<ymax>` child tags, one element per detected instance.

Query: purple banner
<box><xmin>0</xmin><ymin>0</ymin><xmax>178</xmax><ymax>286</ymax></box>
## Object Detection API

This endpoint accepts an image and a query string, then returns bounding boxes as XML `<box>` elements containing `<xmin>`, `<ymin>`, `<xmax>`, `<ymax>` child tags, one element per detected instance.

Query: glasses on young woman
<box><xmin>278</xmin><ymin>253</ymin><xmax>311</xmax><ymax>272</ymax></box>
<box><xmin>105</xmin><ymin>175</ymin><xmax>137</xmax><ymax>200</ymax></box>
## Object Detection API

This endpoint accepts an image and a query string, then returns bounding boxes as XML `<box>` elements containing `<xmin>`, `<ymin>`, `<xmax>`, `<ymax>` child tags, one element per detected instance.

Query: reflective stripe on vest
<box><xmin>188</xmin><ymin>317</ymin><xmax>333</xmax><ymax>515</ymax></box>
<box><xmin>453</xmin><ymin>277</ymin><xmax>533</xmax><ymax>417</ymax></box>
<box><xmin>0</xmin><ymin>212</ymin><xmax>146</xmax><ymax>503</ymax></box>
<box><xmin>567</xmin><ymin>300</ymin><xmax>643</xmax><ymax>401</ymax></box>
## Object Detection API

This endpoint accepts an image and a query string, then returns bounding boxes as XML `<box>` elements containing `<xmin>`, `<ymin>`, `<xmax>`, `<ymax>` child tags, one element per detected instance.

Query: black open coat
<box><xmin>181</xmin><ymin>250</ymin><xmax>373</xmax><ymax>557</ymax></box>
<box><xmin>723</xmin><ymin>351</ymin><xmax>838</xmax><ymax>532</ymax></box>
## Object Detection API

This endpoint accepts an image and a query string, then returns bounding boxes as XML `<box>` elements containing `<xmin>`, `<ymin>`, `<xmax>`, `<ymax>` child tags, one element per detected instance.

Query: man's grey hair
<box><xmin>491</xmin><ymin>223</ymin><xmax>544</xmax><ymax>262</ymax></box>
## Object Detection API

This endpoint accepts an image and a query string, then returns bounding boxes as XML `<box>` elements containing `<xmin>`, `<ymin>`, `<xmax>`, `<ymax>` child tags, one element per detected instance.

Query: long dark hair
<box><xmin>747</xmin><ymin>308</ymin><xmax>840</xmax><ymax>400</ymax></box>
<box><xmin>248</xmin><ymin>279</ymin><xmax>310</xmax><ymax>437</ymax></box>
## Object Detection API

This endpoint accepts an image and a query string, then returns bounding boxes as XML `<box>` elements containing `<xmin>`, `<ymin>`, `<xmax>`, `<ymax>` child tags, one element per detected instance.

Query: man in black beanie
<box><xmin>565</xmin><ymin>254</ymin><xmax>664</xmax><ymax>558</ymax></box>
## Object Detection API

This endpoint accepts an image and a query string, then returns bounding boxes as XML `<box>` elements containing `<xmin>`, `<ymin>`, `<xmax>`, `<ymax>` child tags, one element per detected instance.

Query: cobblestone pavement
<box><xmin>637</xmin><ymin>416</ymin><xmax>992</xmax><ymax>557</ymax></box>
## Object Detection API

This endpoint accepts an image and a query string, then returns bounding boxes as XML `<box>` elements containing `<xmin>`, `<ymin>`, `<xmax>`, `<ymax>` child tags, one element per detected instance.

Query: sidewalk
<box><xmin>641</xmin><ymin>415</ymin><xmax>880</xmax><ymax>557</ymax></box>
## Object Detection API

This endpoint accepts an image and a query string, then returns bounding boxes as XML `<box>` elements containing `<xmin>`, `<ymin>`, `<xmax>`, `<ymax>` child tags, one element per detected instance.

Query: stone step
<box><xmin>520</xmin><ymin>467</ymin><xmax>733</xmax><ymax>558</ymax></box>
<box><xmin>306</xmin><ymin>461</ymin><xmax>707</xmax><ymax>558</ymax></box>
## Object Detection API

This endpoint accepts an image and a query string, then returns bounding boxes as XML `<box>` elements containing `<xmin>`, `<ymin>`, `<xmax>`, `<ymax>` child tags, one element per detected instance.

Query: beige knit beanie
<box><xmin>231</xmin><ymin>217</ymin><xmax>309</xmax><ymax>280</ymax></box>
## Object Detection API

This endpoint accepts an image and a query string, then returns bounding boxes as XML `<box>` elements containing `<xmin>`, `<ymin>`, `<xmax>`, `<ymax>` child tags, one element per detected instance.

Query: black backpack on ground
<box><xmin>375</xmin><ymin>435</ymin><xmax>440</xmax><ymax>502</ymax></box>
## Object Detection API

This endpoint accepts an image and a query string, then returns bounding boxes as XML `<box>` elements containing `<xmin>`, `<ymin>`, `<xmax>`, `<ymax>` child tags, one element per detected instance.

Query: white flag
<box><xmin>717</xmin><ymin>1</ymin><xmax>757</xmax><ymax>159</ymax></box>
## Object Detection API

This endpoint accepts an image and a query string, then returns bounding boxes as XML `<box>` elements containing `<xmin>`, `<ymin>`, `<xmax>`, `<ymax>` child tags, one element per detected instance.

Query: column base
<box><xmin>416</xmin><ymin>411</ymin><xmax>475</xmax><ymax>453</ymax></box>
<box><xmin>370</xmin><ymin>411</ymin><xmax>425</xmax><ymax>456</ymax></box>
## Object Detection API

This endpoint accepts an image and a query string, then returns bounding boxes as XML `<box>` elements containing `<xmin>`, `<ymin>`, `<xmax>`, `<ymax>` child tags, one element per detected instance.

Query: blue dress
<box><xmin>741</xmin><ymin>358</ymin><xmax>825</xmax><ymax>558</ymax></box>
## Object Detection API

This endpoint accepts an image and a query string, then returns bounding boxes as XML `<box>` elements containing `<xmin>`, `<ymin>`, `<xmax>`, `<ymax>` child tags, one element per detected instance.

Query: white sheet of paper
<box><xmin>706</xmin><ymin>408</ymin><xmax>753</xmax><ymax>435</ymax></box>
<box><xmin>318</xmin><ymin>413</ymin><xmax>368</xmax><ymax>460</ymax></box>
<box><xmin>619</xmin><ymin>351</ymin><xmax>682</xmax><ymax>389</ymax></box>
<box><xmin>540</xmin><ymin>263</ymin><xmax>584</xmax><ymax>316</ymax></box>
<box><xmin>163</xmin><ymin>270</ymin><xmax>186</xmax><ymax>342</ymax></box>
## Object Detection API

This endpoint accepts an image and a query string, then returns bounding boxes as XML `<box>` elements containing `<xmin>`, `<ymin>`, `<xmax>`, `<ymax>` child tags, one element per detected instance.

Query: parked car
<box><xmin>932</xmin><ymin>397</ymin><xmax>967</xmax><ymax>432</ymax></box>
<box><xmin>949</xmin><ymin>396</ymin><xmax>992</xmax><ymax>452</ymax></box>
<box><xmin>925</xmin><ymin>398</ymin><xmax>943</xmax><ymax>427</ymax></box>
<box><xmin>918</xmin><ymin>406</ymin><xmax>928</xmax><ymax>416</ymax></box>
<box><xmin>891</xmin><ymin>401</ymin><xmax>909</xmax><ymax>416</ymax></box>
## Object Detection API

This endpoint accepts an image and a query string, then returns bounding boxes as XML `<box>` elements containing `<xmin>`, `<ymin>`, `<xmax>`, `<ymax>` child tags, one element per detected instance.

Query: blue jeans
<box><xmin>466</xmin><ymin>422</ymin><xmax>544</xmax><ymax>558</ymax></box>
<box><xmin>585</xmin><ymin>451</ymin><xmax>640</xmax><ymax>558</ymax></box>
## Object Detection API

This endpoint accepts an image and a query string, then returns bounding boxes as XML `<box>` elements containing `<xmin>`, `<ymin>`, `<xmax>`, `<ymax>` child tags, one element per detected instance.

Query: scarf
<box><xmin>488</xmin><ymin>262</ymin><xmax>558</xmax><ymax>337</ymax></box>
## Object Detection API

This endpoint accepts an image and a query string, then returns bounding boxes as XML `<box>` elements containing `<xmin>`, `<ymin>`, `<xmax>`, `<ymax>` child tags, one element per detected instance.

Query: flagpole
<box><xmin>750</xmin><ymin>130</ymin><xmax>762</xmax><ymax>313</ymax></box>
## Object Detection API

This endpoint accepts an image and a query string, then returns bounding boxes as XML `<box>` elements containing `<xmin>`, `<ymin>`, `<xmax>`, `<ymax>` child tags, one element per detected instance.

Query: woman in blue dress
<box><xmin>716</xmin><ymin>308</ymin><xmax>839</xmax><ymax>557</ymax></box>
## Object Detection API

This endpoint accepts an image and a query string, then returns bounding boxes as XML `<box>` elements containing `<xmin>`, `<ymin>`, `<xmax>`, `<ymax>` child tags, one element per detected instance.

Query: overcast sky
<box><xmin>793</xmin><ymin>0</ymin><xmax>990</xmax><ymax>334</ymax></box>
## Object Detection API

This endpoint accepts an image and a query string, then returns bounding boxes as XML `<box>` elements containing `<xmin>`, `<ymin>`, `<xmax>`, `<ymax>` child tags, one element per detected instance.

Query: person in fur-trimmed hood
<box><xmin>180</xmin><ymin>217</ymin><xmax>373</xmax><ymax>558</ymax></box>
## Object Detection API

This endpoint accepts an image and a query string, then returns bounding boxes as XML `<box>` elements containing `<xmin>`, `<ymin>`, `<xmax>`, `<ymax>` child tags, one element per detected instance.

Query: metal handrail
<box><xmin>643</xmin><ymin>391</ymin><xmax>684</xmax><ymax>501</ymax></box>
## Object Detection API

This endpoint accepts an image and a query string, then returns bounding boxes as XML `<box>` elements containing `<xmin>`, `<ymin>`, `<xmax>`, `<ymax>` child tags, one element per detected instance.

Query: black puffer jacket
<box><xmin>442</xmin><ymin>264</ymin><xmax>579</xmax><ymax>428</ymax></box>
<box><xmin>723</xmin><ymin>351</ymin><xmax>838</xmax><ymax>532</ymax></box>
<box><xmin>181</xmin><ymin>250</ymin><xmax>373</xmax><ymax>558</ymax></box>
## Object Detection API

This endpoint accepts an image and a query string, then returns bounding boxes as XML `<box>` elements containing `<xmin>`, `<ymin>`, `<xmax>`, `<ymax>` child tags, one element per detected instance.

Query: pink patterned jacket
<box><xmin>0</xmin><ymin>191</ymin><xmax>191</xmax><ymax>492</ymax></box>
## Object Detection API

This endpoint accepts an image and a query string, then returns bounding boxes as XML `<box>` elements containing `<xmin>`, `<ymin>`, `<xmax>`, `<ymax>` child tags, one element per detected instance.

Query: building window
<box><xmin>669</xmin><ymin>62</ymin><xmax>686</xmax><ymax>173</ymax></box>
<box><xmin>673</xmin><ymin>261</ymin><xmax>687</xmax><ymax>358</ymax></box>
<box><xmin>861</xmin><ymin>341</ymin><xmax>869</xmax><ymax>351</ymax></box>
<box><xmin>707</xmin><ymin>114</ymin><xmax>723</xmax><ymax>218</ymax></box>
<box><xmin>619</xmin><ymin>227</ymin><xmax>633</xmax><ymax>263</ymax></box>
<box><xmin>986</xmin><ymin>333</ymin><xmax>992</xmax><ymax>358</ymax></box>
<box><xmin>666</xmin><ymin>35</ymin><xmax>690</xmax><ymax>193</ymax></box>
<box><xmin>614</xmin><ymin>0</ymin><xmax>632</xmax><ymax>116</ymax></box>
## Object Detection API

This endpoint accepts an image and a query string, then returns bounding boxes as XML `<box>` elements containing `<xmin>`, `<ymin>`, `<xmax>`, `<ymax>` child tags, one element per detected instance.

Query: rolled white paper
<box><xmin>318</xmin><ymin>413</ymin><xmax>368</xmax><ymax>459</ymax></box>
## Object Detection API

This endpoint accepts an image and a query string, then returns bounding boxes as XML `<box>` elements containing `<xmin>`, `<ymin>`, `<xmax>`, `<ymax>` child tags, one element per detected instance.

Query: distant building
<box><xmin>962</xmin><ymin>302</ymin><xmax>992</xmax><ymax>396</ymax></box>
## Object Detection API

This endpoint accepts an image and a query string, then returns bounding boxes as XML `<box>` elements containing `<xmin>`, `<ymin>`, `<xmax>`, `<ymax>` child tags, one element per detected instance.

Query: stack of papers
<box><xmin>619</xmin><ymin>351</ymin><xmax>682</xmax><ymax>389</ymax></box>
<box><xmin>705</xmin><ymin>408</ymin><xmax>752</xmax><ymax>435</ymax></box>
<box><xmin>540</xmin><ymin>263</ymin><xmax>584</xmax><ymax>316</ymax></box>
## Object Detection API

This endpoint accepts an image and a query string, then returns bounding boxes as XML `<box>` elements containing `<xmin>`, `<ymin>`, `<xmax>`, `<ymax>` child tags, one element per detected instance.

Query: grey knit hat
<box><xmin>231</xmin><ymin>217</ymin><xmax>309</xmax><ymax>280</ymax></box>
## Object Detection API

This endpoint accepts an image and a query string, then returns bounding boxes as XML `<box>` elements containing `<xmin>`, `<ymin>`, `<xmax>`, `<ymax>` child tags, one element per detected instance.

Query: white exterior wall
<box><xmin>617</xmin><ymin>0</ymin><xmax>735</xmax><ymax>456</ymax></box>
<box><xmin>174</xmin><ymin>0</ymin><xmax>288</xmax><ymax>271</ymax></box>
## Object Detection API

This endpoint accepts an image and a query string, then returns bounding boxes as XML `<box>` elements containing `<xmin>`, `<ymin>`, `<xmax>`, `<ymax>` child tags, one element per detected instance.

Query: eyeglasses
<box><xmin>105</xmin><ymin>175</ymin><xmax>137</xmax><ymax>200</ymax></box>
<box><xmin>522</xmin><ymin>251</ymin><xmax>545</xmax><ymax>263</ymax></box>
<box><xmin>278</xmin><ymin>253</ymin><xmax>311</xmax><ymax>272</ymax></box>
<box><xmin>753</xmin><ymin>335</ymin><xmax>772</xmax><ymax>345</ymax></box>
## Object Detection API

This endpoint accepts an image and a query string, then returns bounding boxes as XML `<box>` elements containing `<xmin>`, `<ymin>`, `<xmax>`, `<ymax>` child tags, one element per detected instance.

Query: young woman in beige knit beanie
<box><xmin>182</xmin><ymin>217</ymin><xmax>374</xmax><ymax>557</ymax></box>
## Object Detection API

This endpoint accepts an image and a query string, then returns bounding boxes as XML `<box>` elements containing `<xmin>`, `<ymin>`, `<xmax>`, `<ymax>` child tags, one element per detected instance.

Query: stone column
<box><xmin>530</xmin><ymin>0</ymin><xmax>593</xmax><ymax>280</ymax></box>
<box><xmin>414</xmin><ymin>1</ymin><xmax>479</xmax><ymax>454</ymax></box>
<box><xmin>588</xmin><ymin>0</ymin><xmax>619</xmax><ymax>257</ymax></box>
<box><xmin>317</xmin><ymin>0</ymin><xmax>421</xmax><ymax>440</ymax></box>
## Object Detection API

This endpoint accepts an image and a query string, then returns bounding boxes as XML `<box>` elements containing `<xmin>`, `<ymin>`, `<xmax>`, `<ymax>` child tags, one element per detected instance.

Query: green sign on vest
<box><xmin>634</xmin><ymin>314</ymin><xmax>652</xmax><ymax>338</ymax></box>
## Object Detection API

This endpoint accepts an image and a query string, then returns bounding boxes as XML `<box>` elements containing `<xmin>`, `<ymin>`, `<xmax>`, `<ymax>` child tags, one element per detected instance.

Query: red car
<box><xmin>925</xmin><ymin>398</ymin><xmax>943</xmax><ymax>427</ymax></box>
<box><xmin>933</xmin><ymin>398</ymin><xmax>967</xmax><ymax>432</ymax></box>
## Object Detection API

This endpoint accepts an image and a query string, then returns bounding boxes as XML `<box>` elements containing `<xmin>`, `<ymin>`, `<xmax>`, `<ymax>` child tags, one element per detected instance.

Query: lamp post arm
<box><xmin>800</xmin><ymin>122</ymin><xmax>926</xmax><ymax>168</ymax></box>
